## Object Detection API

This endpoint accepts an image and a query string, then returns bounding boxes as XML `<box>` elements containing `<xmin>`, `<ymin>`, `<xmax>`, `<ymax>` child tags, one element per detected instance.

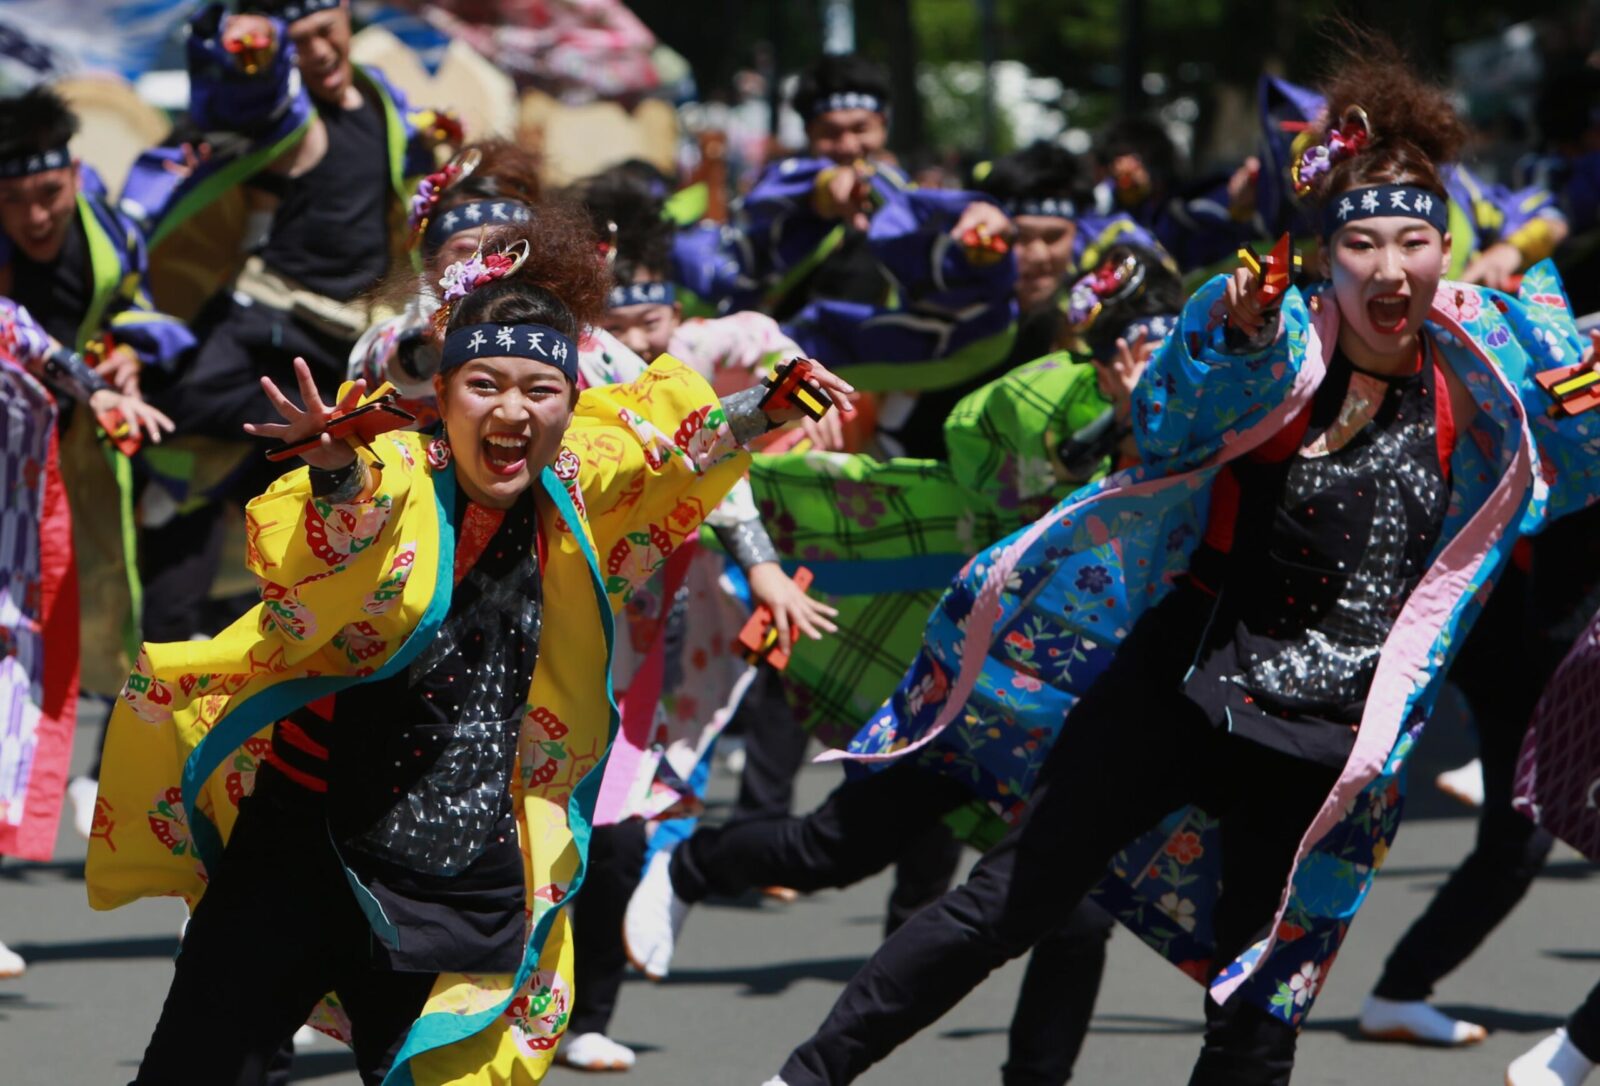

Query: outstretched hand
<box><xmin>88</xmin><ymin>389</ymin><xmax>174</xmax><ymax>445</ymax></box>
<box><xmin>1461</xmin><ymin>241</ymin><xmax>1522</xmax><ymax>292</ymax></box>
<box><xmin>816</xmin><ymin>165</ymin><xmax>875</xmax><ymax>232</ymax></box>
<box><xmin>242</xmin><ymin>357</ymin><xmax>365</xmax><ymax>470</ymax></box>
<box><xmin>760</xmin><ymin>359</ymin><xmax>857</xmax><ymax>428</ymax></box>
<box><xmin>221</xmin><ymin>14</ymin><xmax>276</xmax><ymax>54</ymax></box>
<box><xmin>799</xmin><ymin>406</ymin><xmax>848</xmax><ymax>452</ymax></box>
<box><xmin>747</xmin><ymin>562</ymin><xmax>839</xmax><ymax>654</ymax></box>
<box><xmin>950</xmin><ymin>201</ymin><xmax>1013</xmax><ymax>244</ymax></box>
<box><xmin>1098</xmin><ymin>328</ymin><xmax>1154</xmax><ymax>415</ymax></box>
<box><xmin>1224</xmin><ymin>262</ymin><xmax>1268</xmax><ymax>338</ymax></box>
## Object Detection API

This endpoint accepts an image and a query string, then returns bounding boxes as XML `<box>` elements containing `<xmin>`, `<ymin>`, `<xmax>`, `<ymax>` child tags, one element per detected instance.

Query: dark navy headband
<box><xmin>0</xmin><ymin>146</ymin><xmax>69</xmax><ymax>180</ymax></box>
<box><xmin>803</xmin><ymin>91</ymin><xmax>887</xmax><ymax>120</ymax></box>
<box><xmin>1000</xmin><ymin>196</ymin><xmax>1077</xmax><ymax>221</ymax></box>
<box><xmin>441</xmin><ymin>323</ymin><xmax>578</xmax><ymax>382</ymax></box>
<box><xmin>423</xmin><ymin>200</ymin><xmax>532</xmax><ymax>253</ymax></box>
<box><xmin>608</xmin><ymin>281</ymin><xmax>676</xmax><ymax>309</ymax></box>
<box><xmin>1323</xmin><ymin>184</ymin><xmax>1450</xmax><ymax>239</ymax></box>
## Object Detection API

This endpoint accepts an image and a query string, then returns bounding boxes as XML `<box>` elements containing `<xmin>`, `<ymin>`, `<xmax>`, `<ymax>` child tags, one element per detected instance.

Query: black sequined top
<box><xmin>260</xmin><ymin>488</ymin><xmax>543</xmax><ymax>972</ymax></box>
<box><xmin>1184</xmin><ymin>346</ymin><xmax>1453</xmax><ymax>767</ymax></box>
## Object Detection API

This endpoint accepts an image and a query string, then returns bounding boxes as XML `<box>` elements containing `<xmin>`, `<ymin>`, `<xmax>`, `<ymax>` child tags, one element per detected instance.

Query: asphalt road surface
<box><xmin>2</xmin><ymin>692</ymin><xmax>1594</xmax><ymax>1085</ymax></box>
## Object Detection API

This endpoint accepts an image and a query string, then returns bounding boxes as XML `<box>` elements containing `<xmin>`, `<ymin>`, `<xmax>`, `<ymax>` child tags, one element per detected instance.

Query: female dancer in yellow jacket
<box><xmin>86</xmin><ymin>208</ymin><xmax>850</xmax><ymax>1086</ymax></box>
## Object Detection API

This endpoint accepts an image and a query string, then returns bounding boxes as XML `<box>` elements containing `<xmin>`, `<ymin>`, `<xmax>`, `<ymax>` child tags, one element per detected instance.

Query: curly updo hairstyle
<box><xmin>436</xmin><ymin>138</ymin><xmax>544</xmax><ymax>216</ymax></box>
<box><xmin>1304</xmin><ymin>31</ymin><xmax>1468</xmax><ymax>210</ymax></box>
<box><xmin>444</xmin><ymin>202</ymin><xmax>610</xmax><ymax>342</ymax></box>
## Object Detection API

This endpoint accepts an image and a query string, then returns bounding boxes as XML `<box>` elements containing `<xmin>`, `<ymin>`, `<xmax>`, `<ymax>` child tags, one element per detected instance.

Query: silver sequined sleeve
<box><xmin>713</xmin><ymin>515</ymin><xmax>780</xmax><ymax>571</ymax></box>
<box><xmin>721</xmin><ymin>385</ymin><xmax>777</xmax><ymax>448</ymax></box>
<box><xmin>309</xmin><ymin>458</ymin><xmax>372</xmax><ymax>504</ymax></box>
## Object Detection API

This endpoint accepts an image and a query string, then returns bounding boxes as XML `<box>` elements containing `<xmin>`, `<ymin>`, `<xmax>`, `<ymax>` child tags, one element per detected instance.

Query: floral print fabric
<box><xmin>841</xmin><ymin>262</ymin><xmax>1597</xmax><ymax>1026</ymax></box>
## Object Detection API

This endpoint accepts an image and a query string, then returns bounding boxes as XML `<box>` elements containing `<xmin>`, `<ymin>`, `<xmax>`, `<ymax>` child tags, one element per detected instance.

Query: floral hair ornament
<box><xmin>1065</xmin><ymin>253</ymin><xmax>1147</xmax><ymax>333</ymax></box>
<box><xmin>1291</xmin><ymin>105</ymin><xmax>1371</xmax><ymax>197</ymax></box>
<box><xmin>430</xmin><ymin>238</ymin><xmax>532</xmax><ymax>337</ymax></box>
<box><xmin>408</xmin><ymin>146</ymin><xmax>483</xmax><ymax>245</ymax></box>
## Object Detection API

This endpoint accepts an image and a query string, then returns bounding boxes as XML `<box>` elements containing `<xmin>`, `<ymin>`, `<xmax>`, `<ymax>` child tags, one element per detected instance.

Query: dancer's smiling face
<box><xmin>1323</xmin><ymin>214</ymin><xmax>1450</xmax><ymax>367</ymax></box>
<box><xmin>1012</xmin><ymin>214</ymin><xmax>1077</xmax><ymax>312</ymax></box>
<box><xmin>287</xmin><ymin>4</ymin><xmax>355</xmax><ymax>107</ymax></box>
<box><xmin>0</xmin><ymin>164</ymin><xmax>78</xmax><ymax>263</ymax></box>
<box><xmin>435</xmin><ymin>356</ymin><xmax>576</xmax><ymax>509</ymax></box>
<box><xmin>807</xmin><ymin>108</ymin><xmax>888</xmax><ymax>166</ymax></box>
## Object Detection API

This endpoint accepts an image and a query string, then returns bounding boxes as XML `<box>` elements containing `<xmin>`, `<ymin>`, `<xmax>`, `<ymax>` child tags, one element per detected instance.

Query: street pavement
<box><xmin>2</xmin><ymin>692</ymin><xmax>1594</xmax><ymax>1085</ymax></box>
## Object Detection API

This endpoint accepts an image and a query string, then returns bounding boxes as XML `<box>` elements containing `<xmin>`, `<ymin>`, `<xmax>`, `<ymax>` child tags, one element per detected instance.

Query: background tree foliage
<box><xmin>630</xmin><ymin>0</ymin><xmax>1587</xmax><ymax>158</ymax></box>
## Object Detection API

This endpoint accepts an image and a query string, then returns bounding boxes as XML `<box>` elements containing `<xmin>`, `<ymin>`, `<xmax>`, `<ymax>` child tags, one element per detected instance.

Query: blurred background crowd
<box><xmin>2</xmin><ymin>0</ymin><xmax>1596</xmax><ymax>275</ymax></box>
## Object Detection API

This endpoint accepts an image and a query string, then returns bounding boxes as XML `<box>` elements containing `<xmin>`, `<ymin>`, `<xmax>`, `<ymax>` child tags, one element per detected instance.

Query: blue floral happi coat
<box><xmin>833</xmin><ymin>261</ymin><xmax>1600</xmax><ymax>1025</ymax></box>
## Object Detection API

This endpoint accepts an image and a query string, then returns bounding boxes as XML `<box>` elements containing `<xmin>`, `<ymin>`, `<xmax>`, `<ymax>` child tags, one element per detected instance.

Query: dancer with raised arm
<box><xmin>84</xmin><ymin>209</ymin><xmax>850</xmax><ymax>1086</ymax></box>
<box><xmin>756</xmin><ymin>40</ymin><xmax>1600</xmax><ymax>1086</ymax></box>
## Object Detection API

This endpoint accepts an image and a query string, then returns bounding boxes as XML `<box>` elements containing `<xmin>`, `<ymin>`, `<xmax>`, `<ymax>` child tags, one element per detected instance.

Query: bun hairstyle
<box><xmin>1303</xmin><ymin>32</ymin><xmax>1468</xmax><ymax>209</ymax></box>
<box><xmin>444</xmin><ymin>199</ymin><xmax>610</xmax><ymax>340</ymax></box>
<box><xmin>436</xmin><ymin>138</ymin><xmax>543</xmax><ymax>213</ymax></box>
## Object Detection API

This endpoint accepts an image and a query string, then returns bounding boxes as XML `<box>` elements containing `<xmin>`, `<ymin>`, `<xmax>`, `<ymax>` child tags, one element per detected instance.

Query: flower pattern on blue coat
<box><xmin>846</xmin><ymin>261</ymin><xmax>1596</xmax><ymax>1026</ymax></box>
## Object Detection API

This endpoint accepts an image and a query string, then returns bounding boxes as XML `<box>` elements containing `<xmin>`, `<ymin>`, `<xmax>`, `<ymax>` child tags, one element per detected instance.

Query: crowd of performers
<box><xmin>3</xmin><ymin>2</ymin><xmax>1600</xmax><ymax>1083</ymax></box>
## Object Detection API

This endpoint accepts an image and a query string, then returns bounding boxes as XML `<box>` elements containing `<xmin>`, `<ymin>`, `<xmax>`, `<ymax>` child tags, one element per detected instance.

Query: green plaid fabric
<box><xmin>749</xmin><ymin>352</ymin><xmax>1112</xmax><ymax>742</ymax></box>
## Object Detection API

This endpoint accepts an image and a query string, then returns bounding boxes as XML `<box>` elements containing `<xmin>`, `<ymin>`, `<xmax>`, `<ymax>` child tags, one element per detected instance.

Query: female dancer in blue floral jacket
<box><xmin>760</xmin><ymin>47</ymin><xmax>1600</xmax><ymax>1086</ymax></box>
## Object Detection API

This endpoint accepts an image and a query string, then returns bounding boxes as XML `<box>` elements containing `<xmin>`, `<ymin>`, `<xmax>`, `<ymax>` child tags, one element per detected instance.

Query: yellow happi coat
<box><xmin>86</xmin><ymin>358</ymin><xmax>747</xmax><ymax>1084</ymax></box>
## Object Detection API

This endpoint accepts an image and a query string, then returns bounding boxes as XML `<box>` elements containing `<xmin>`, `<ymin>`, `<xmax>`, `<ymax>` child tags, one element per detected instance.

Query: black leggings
<box><xmin>776</xmin><ymin>587</ymin><xmax>1341</xmax><ymax>1086</ymax></box>
<box><xmin>132</xmin><ymin>787</ymin><xmax>434</xmax><ymax>1086</ymax></box>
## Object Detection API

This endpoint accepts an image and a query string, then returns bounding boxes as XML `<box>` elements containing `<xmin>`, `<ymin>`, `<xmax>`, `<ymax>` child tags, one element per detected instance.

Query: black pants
<box><xmin>776</xmin><ymin>587</ymin><xmax>1340</xmax><ymax>1086</ymax></box>
<box><xmin>731</xmin><ymin>670</ymin><xmax>812</xmax><ymax>822</ymax></box>
<box><xmin>1571</xmin><ymin>979</ymin><xmax>1600</xmax><ymax>1063</ymax></box>
<box><xmin>732</xmin><ymin>666</ymin><xmax>966</xmax><ymax>934</ymax></box>
<box><xmin>1373</xmin><ymin>503</ymin><xmax>1600</xmax><ymax>1004</ymax></box>
<box><xmin>133</xmin><ymin>786</ymin><xmax>434</xmax><ymax>1086</ymax></box>
<box><xmin>883</xmin><ymin>819</ymin><xmax>964</xmax><ymax>935</ymax></box>
<box><xmin>569</xmin><ymin>820</ymin><xmax>649</xmax><ymax>1037</ymax></box>
<box><xmin>674</xmin><ymin>758</ymin><xmax>1115</xmax><ymax>1085</ymax></box>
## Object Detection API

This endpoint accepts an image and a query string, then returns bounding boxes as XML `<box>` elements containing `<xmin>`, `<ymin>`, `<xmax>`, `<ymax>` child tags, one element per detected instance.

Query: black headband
<box><xmin>999</xmin><ymin>196</ymin><xmax>1077</xmax><ymax>221</ymax></box>
<box><xmin>608</xmin><ymin>281</ymin><xmax>676</xmax><ymax>309</ymax></box>
<box><xmin>422</xmin><ymin>200</ymin><xmax>532</xmax><ymax>253</ymax></box>
<box><xmin>441</xmin><ymin>323</ymin><xmax>578</xmax><ymax>382</ymax></box>
<box><xmin>0</xmin><ymin>146</ymin><xmax>69</xmax><ymax>180</ymax></box>
<box><xmin>1323</xmin><ymin>184</ymin><xmax>1450</xmax><ymax>239</ymax></box>
<box><xmin>239</xmin><ymin>0</ymin><xmax>340</xmax><ymax>21</ymax></box>
<box><xmin>802</xmin><ymin>91</ymin><xmax>887</xmax><ymax>120</ymax></box>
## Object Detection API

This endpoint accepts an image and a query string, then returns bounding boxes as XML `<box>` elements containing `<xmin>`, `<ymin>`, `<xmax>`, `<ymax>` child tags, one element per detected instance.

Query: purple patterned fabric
<box><xmin>0</xmin><ymin>354</ymin><xmax>56</xmax><ymax>834</ymax></box>
<box><xmin>1515</xmin><ymin>609</ymin><xmax>1600</xmax><ymax>861</ymax></box>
